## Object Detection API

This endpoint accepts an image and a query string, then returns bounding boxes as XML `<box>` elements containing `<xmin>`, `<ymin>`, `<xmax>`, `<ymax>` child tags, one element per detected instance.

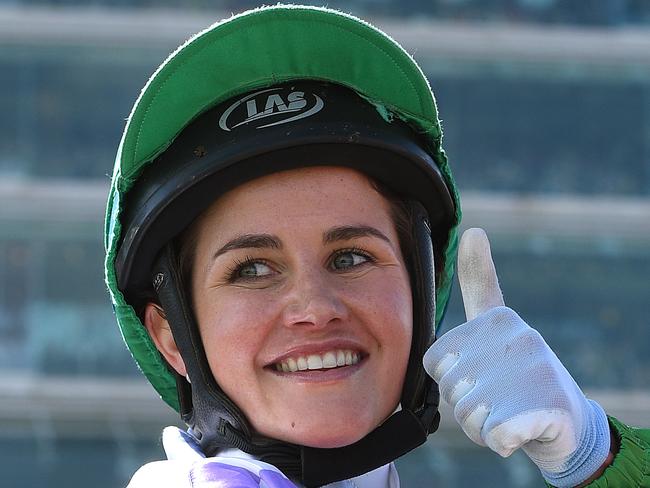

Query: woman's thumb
<box><xmin>458</xmin><ymin>228</ymin><xmax>505</xmax><ymax>321</ymax></box>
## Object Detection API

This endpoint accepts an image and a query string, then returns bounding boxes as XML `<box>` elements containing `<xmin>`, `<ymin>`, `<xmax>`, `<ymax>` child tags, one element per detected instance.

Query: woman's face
<box><xmin>190</xmin><ymin>166</ymin><xmax>412</xmax><ymax>448</ymax></box>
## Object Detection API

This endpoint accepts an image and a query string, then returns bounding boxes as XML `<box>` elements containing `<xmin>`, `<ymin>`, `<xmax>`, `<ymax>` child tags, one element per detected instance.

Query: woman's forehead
<box><xmin>227</xmin><ymin>165</ymin><xmax>374</xmax><ymax>196</ymax></box>
<box><xmin>200</xmin><ymin>166</ymin><xmax>392</xmax><ymax>227</ymax></box>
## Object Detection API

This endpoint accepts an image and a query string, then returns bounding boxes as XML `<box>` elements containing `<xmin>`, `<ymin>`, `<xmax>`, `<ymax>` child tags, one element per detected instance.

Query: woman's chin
<box><xmin>285</xmin><ymin>428</ymin><xmax>369</xmax><ymax>449</ymax></box>
<box><xmin>255</xmin><ymin>416</ymin><xmax>374</xmax><ymax>449</ymax></box>
<box><xmin>250</xmin><ymin>396</ymin><xmax>402</xmax><ymax>448</ymax></box>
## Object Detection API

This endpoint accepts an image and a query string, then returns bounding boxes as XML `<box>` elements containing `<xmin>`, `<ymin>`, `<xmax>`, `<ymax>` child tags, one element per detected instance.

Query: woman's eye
<box><xmin>331</xmin><ymin>251</ymin><xmax>370</xmax><ymax>270</ymax></box>
<box><xmin>233</xmin><ymin>261</ymin><xmax>273</xmax><ymax>280</ymax></box>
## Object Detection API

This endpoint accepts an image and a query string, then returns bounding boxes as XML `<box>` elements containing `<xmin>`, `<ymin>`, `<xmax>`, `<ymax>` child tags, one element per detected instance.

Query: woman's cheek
<box><xmin>351</xmin><ymin>272</ymin><xmax>412</xmax><ymax>321</ymax></box>
<box><xmin>200</xmin><ymin>292</ymin><xmax>279</xmax><ymax>386</ymax></box>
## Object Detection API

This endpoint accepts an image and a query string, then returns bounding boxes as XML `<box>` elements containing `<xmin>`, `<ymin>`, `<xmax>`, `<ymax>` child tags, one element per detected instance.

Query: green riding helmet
<box><xmin>104</xmin><ymin>5</ymin><xmax>461</xmax><ymax>487</ymax></box>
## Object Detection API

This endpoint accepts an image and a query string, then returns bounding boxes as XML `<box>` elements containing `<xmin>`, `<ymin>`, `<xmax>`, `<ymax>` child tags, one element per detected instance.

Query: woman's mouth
<box><xmin>273</xmin><ymin>349</ymin><xmax>361</xmax><ymax>373</ymax></box>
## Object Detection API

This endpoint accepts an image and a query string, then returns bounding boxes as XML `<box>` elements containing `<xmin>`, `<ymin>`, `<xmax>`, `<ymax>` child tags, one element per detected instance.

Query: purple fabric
<box><xmin>190</xmin><ymin>462</ymin><xmax>296</xmax><ymax>487</ymax></box>
<box><xmin>259</xmin><ymin>469</ymin><xmax>297</xmax><ymax>487</ymax></box>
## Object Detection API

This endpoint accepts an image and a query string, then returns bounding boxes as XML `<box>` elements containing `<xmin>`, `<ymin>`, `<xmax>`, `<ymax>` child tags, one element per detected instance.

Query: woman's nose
<box><xmin>281</xmin><ymin>270</ymin><xmax>348</xmax><ymax>329</ymax></box>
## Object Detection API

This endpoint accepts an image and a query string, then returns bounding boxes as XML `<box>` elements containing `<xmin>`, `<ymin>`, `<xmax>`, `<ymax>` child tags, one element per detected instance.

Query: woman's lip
<box><xmin>265</xmin><ymin>340</ymin><xmax>367</xmax><ymax>366</ymax></box>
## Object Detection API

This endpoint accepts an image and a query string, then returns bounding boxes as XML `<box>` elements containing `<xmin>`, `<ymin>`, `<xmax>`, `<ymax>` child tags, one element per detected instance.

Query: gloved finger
<box><xmin>448</xmin><ymin>377</ymin><xmax>475</xmax><ymax>406</ymax></box>
<box><xmin>162</xmin><ymin>426</ymin><xmax>205</xmax><ymax>461</ymax></box>
<box><xmin>423</xmin><ymin>350</ymin><xmax>459</xmax><ymax>383</ymax></box>
<box><xmin>458</xmin><ymin>228</ymin><xmax>505</xmax><ymax>321</ymax></box>
<box><xmin>483</xmin><ymin>412</ymin><xmax>553</xmax><ymax>458</ymax></box>
<box><xmin>456</xmin><ymin>403</ymin><xmax>490</xmax><ymax>447</ymax></box>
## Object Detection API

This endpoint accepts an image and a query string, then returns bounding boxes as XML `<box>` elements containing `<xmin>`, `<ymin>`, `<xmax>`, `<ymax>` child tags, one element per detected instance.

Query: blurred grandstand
<box><xmin>0</xmin><ymin>2</ymin><xmax>649</xmax><ymax>487</ymax></box>
<box><xmin>3</xmin><ymin>0</ymin><xmax>650</xmax><ymax>24</ymax></box>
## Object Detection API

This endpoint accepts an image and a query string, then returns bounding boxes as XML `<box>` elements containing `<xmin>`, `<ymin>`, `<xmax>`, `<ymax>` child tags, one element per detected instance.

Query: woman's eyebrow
<box><xmin>323</xmin><ymin>225</ymin><xmax>391</xmax><ymax>244</ymax></box>
<box><xmin>213</xmin><ymin>234</ymin><xmax>282</xmax><ymax>260</ymax></box>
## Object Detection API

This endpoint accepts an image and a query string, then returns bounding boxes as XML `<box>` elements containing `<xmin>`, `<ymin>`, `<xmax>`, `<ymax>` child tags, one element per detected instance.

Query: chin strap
<box><xmin>203</xmin><ymin>394</ymin><xmax>439</xmax><ymax>487</ymax></box>
<box><xmin>299</xmin><ymin>408</ymin><xmax>435</xmax><ymax>487</ymax></box>
<box><xmin>151</xmin><ymin>200</ymin><xmax>439</xmax><ymax>487</ymax></box>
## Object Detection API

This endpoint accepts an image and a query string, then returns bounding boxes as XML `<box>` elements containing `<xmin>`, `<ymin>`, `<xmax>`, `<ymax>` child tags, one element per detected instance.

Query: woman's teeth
<box><xmin>275</xmin><ymin>350</ymin><xmax>360</xmax><ymax>372</ymax></box>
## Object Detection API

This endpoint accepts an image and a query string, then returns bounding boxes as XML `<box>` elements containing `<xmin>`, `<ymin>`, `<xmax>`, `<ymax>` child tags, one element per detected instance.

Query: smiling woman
<box><xmin>105</xmin><ymin>4</ymin><xmax>649</xmax><ymax>488</ymax></box>
<box><xmin>107</xmin><ymin>7</ymin><xmax>459</xmax><ymax>484</ymax></box>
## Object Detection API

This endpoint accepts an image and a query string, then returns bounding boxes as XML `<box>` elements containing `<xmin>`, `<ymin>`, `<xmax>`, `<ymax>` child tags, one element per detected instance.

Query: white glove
<box><xmin>424</xmin><ymin>228</ymin><xmax>611</xmax><ymax>487</ymax></box>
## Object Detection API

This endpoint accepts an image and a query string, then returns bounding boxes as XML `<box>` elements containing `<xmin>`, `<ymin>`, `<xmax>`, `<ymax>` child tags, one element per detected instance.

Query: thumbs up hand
<box><xmin>423</xmin><ymin>229</ymin><xmax>611</xmax><ymax>487</ymax></box>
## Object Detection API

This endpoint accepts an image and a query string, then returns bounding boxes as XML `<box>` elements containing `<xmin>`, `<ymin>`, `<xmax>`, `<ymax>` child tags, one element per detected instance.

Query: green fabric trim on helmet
<box><xmin>105</xmin><ymin>192</ymin><xmax>181</xmax><ymax>411</ymax></box>
<box><xmin>105</xmin><ymin>4</ymin><xmax>461</xmax><ymax>412</ymax></box>
<box><xmin>435</xmin><ymin>148</ymin><xmax>462</xmax><ymax>326</ymax></box>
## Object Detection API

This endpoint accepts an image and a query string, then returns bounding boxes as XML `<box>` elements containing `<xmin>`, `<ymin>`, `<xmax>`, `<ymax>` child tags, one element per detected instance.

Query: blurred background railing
<box><xmin>0</xmin><ymin>2</ymin><xmax>648</xmax><ymax>487</ymax></box>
